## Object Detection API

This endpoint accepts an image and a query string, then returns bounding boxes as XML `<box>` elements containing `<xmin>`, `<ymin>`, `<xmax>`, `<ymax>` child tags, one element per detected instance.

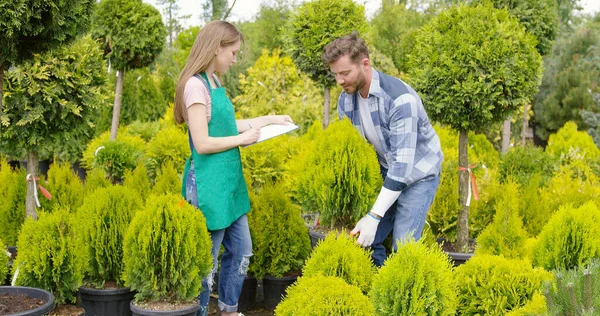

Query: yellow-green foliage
<box><xmin>151</xmin><ymin>161</ymin><xmax>181</xmax><ymax>195</ymax></box>
<box><xmin>248</xmin><ymin>184</ymin><xmax>311</xmax><ymax>278</ymax></box>
<box><xmin>0</xmin><ymin>160</ymin><xmax>26</xmax><ymax>245</ymax></box>
<box><xmin>476</xmin><ymin>179</ymin><xmax>528</xmax><ymax>259</ymax></box>
<box><xmin>504</xmin><ymin>291</ymin><xmax>547</xmax><ymax>316</ymax></box>
<box><xmin>234</xmin><ymin>49</ymin><xmax>322</xmax><ymax>134</ymax></box>
<box><xmin>370</xmin><ymin>241</ymin><xmax>457</xmax><ymax>315</ymax></box>
<box><xmin>544</xmin><ymin>259</ymin><xmax>600</xmax><ymax>315</ymax></box>
<box><xmin>84</xmin><ymin>168</ymin><xmax>111</xmax><ymax>195</ymax></box>
<box><xmin>454</xmin><ymin>254</ymin><xmax>551</xmax><ymax>315</ymax></box>
<box><xmin>14</xmin><ymin>208</ymin><xmax>86</xmax><ymax>304</ymax></box>
<box><xmin>241</xmin><ymin>135</ymin><xmax>295</xmax><ymax>192</ymax></box>
<box><xmin>286</xmin><ymin>120</ymin><xmax>381</xmax><ymax>227</ymax></box>
<box><xmin>82</xmin><ymin>131</ymin><xmax>146</xmax><ymax>182</ymax></box>
<box><xmin>499</xmin><ymin>145</ymin><xmax>557</xmax><ymax>187</ymax></box>
<box><xmin>532</xmin><ymin>202</ymin><xmax>600</xmax><ymax>271</ymax></box>
<box><xmin>123</xmin><ymin>193</ymin><xmax>212</xmax><ymax>303</ymax></box>
<box><xmin>40</xmin><ymin>162</ymin><xmax>84</xmax><ymax>212</ymax></box>
<box><xmin>123</xmin><ymin>163</ymin><xmax>151</xmax><ymax>201</ymax></box>
<box><xmin>274</xmin><ymin>276</ymin><xmax>375</xmax><ymax>316</ymax></box>
<box><xmin>122</xmin><ymin>120</ymin><xmax>161</xmax><ymax>142</ymax></box>
<box><xmin>145</xmin><ymin>126</ymin><xmax>188</xmax><ymax>181</ymax></box>
<box><xmin>302</xmin><ymin>232</ymin><xmax>374</xmax><ymax>294</ymax></box>
<box><xmin>0</xmin><ymin>238</ymin><xmax>8</xmax><ymax>284</ymax></box>
<box><xmin>546</xmin><ymin>121</ymin><xmax>600</xmax><ymax>163</ymax></box>
<box><xmin>78</xmin><ymin>186</ymin><xmax>142</xmax><ymax>287</ymax></box>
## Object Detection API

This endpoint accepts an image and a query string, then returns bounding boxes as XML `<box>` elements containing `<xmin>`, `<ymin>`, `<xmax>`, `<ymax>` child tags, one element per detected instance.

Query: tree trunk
<box><xmin>110</xmin><ymin>69</ymin><xmax>125</xmax><ymax>141</ymax></box>
<box><xmin>521</xmin><ymin>103</ymin><xmax>529</xmax><ymax>146</ymax></box>
<box><xmin>502</xmin><ymin>118</ymin><xmax>511</xmax><ymax>153</ymax></box>
<box><xmin>0</xmin><ymin>64</ymin><xmax>4</xmax><ymax>111</ymax></box>
<box><xmin>26</xmin><ymin>151</ymin><xmax>39</xmax><ymax>220</ymax></box>
<box><xmin>456</xmin><ymin>130</ymin><xmax>470</xmax><ymax>251</ymax></box>
<box><xmin>323</xmin><ymin>86</ymin><xmax>330</xmax><ymax>129</ymax></box>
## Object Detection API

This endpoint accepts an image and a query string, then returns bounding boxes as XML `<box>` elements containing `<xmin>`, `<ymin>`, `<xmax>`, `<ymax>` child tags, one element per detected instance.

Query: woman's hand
<box><xmin>239</xmin><ymin>127</ymin><xmax>260</xmax><ymax>146</ymax></box>
<box><xmin>268</xmin><ymin>114</ymin><xmax>294</xmax><ymax>125</ymax></box>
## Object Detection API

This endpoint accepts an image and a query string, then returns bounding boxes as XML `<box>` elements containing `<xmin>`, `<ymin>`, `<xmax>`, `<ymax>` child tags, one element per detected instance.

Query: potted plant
<box><xmin>77</xmin><ymin>185</ymin><xmax>143</xmax><ymax>316</ymax></box>
<box><xmin>123</xmin><ymin>193</ymin><xmax>212</xmax><ymax>316</ymax></box>
<box><xmin>248</xmin><ymin>183</ymin><xmax>311</xmax><ymax>310</ymax></box>
<box><xmin>11</xmin><ymin>208</ymin><xmax>86</xmax><ymax>315</ymax></box>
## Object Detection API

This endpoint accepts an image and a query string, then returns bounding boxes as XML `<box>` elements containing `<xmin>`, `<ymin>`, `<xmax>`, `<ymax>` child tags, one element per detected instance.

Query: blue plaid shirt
<box><xmin>337</xmin><ymin>69</ymin><xmax>443</xmax><ymax>191</ymax></box>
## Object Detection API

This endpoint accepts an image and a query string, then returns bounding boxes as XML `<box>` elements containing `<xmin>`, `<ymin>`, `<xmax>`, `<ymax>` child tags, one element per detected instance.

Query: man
<box><xmin>322</xmin><ymin>32</ymin><xmax>443</xmax><ymax>266</ymax></box>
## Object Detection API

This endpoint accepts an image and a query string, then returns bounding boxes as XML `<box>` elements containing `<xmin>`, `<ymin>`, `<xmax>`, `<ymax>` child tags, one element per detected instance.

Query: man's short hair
<box><xmin>322</xmin><ymin>31</ymin><xmax>369</xmax><ymax>65</ymax></box>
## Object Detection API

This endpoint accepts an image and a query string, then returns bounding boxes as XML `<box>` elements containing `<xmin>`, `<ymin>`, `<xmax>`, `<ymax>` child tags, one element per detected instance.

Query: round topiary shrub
<box><xmin>13</xmin><ymin>208</ymin><xmax>86</xmax><ymax>304</ymax></box>
<box><xmin>248</xmin><ymin>184</ymin><xmax>311</xmax><ymax>278</ymax></box>
<box><xmin>532</xmin><ymin>202</ymin><xmax>600</xmax><ymax>270</ymax></box>
<box><xmin>454</xmin><ymin>254</ymin><xmax>551</xmax><ymax>315</ymax></box>
<box><xmin>123</xmin><ymin>193</ymin><xmax>212</xmax><ymax>303</ymax></box>
<box><xmin>274</xmin><ymin>276</ymin><xmax>375</xmax><ymax>316</ymax></box>
<box><xmin>78</xmin><ymin>185</ymin><xmax>143</xmax><ymax>287</ymax></box>
<box><xmin>301</xmin><ymin>232</ymin><xmax>374</xmax><ymax>294</ymax></box>
<box><xmin>370</xmin><ymin>241</ymin><xmax>457</xmax><ymax>315</ymax></box>
<box><xmin>286</xmin><ymin>119</ymin><xmax>381</xmax><ymax>227</ymax></box>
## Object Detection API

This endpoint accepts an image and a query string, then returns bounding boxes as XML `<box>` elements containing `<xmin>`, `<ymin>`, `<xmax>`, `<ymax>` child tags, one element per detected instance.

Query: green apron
<box><xmin>182</xmin><ymin>72</ymin><xmax>250</xmax><ymax>231</ymax></box>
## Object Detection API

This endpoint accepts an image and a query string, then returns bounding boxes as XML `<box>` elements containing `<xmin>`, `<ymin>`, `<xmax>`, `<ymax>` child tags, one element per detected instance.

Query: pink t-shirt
<box><xmin>184</xmin><ymin>76</ymin><xmax>212</xmax><ymax>122</ymax></box>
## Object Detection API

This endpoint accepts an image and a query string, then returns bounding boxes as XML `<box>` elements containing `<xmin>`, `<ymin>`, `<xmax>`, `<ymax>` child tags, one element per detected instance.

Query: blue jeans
<box><xmin>371</xmin><ymin>171</ymin><xmax>441</xmax><ymax>267</ymax></box>
<box><xmin>186</xmin><ymin>164</ymin><xmax>253</xmax><ymax>315</ymax></box>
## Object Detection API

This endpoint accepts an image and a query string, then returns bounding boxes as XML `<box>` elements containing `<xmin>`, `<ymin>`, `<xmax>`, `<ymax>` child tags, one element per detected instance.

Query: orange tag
<box><xmin>38</xmin><ymin>185</ymin><xmax>52</xmax><ymax>200</ymax></box>
<box><xmin>178</xmin><ymin>199</ymin><xmax>186</xmax><ymax>207</ymax></box>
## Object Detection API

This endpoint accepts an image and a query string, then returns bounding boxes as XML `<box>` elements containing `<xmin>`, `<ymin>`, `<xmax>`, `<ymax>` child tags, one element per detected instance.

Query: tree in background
<box><xmin>157</xmin><ymin>0</ymin><xmax>190</xmax><ymax>47</ymax></box>
<box><xmin>1</xmin><ymin>36</ymin><xmax>109</xmax><ymax>219</ymax></box>
<box><xmin>203</xmin><ymin>0</ymin><xmax>236</xmax><ymax>22</ymax></box>
<box><xmin>408</xmin><ymin>4</ymin><xmax>542</xmax><ymax>251</ymax></box>
<box><xmin>92</xmin><ymin>0</ymin><xmax>166</xmax><ymax>140</ymax></box>
<box><xmin>283</xmin><ymin>0</ymin><xmax>368</xmax><ymax>128</ymax></box>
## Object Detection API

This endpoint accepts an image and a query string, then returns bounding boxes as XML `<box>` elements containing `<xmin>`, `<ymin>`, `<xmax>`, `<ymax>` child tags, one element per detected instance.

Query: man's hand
<box><xmin>350</xmin><ymin>213</ymin><xmax>381</xmax><ymax>247</ymax></box>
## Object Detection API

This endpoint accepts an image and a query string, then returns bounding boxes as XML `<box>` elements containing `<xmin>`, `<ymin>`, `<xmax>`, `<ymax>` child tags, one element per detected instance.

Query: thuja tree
<box><xmin>92</xmin><ymin>0</ymin><xmax>166</xmax><ymax>140</ymax></box>
<box><xmin>282</xmin><ymin>0</ymin><xmax>368</xmax><ymax>128</ymax></box>
<box><xmin>1</xmin><ymin>36</ymin><xmax>109</xmax><ymax>219</ymax></box>
<box><xmin>408</xmin><ymin>4</ymin><xmax>542</xmax><ymax>250</ymax></box>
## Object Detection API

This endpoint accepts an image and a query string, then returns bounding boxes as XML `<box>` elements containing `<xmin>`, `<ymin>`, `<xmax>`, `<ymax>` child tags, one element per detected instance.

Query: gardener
<box><xmin>322</xmin><ymin>32</ymin><xmax>444</xmax><ymax>267</ymax></box>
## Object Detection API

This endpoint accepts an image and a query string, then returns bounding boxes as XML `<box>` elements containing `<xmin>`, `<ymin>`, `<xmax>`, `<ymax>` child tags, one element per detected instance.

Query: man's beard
<box><xmin>345</xmin><ymin>70</ymin><xmax>366</xmax><ymax>95</ymax></box>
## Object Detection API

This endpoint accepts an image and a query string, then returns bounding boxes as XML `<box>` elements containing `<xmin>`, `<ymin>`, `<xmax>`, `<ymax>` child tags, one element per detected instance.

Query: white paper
<box><xmin>243</xmin><ymin>123</ymin><xmax>299</xmax><ymax>147</ymax></box>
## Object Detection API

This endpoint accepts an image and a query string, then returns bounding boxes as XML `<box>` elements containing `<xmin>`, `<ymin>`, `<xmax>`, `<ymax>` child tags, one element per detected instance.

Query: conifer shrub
<box><xmin>499</xmin><ymin>145</ymin><xmax>557</xmax><ymax>187</ymax></box>
<box><xmin>476</xmin><ymin>179</ymin><xmax>528</xmax><ymax>259</ymax></box>
<box><xmin>13</xmin><ymin>208</ymin><xmax>86</xmax><ymax>304</ymax></box>
<box><xmin>78</xmin><ymin>186</ymin><xmax>142</xmax><ymax>287</ymax></box>
<box><xmin>242</xmin><ymin>135</ymin><xmax>295</xmax><ymax>192</ymax></box>
<box><xmin>504</xmin><ymin>291</ymin><xmax>547</xmax><ymax>316</ymax></box>
<box><xmin>123</xmin><ymin>163</ymin><xmax>151</xmax><ymax>201</ymax></box>
<box><xmin>248</xmin><ymin>184</ymin><xmax>311</xmax><ymax>278</ymax></box>
<box><xmin>546</xmin><ymin>121</ymin><xmax>600</xmax><ymax>163</ymax></box>
<box><xmin>84</xmin><ymin>168</ymin><xmax>111</xmax><ymax>195</ymax></box>
<box><xmin>123</xmin><ymin>120</ymin><xmax>161</xmax><ymax>142</ymax></box>
<box><xmin>123</xmin><ymin>193</ymin><xmax>212</xmax><ymax>302</ymax></box>
<box><xmin>82</xmin><ymin>131</ymin><xmax>146</xmax><ymax>182</ymax></box>
<box><xmin>0</xmin><ymin>159</ymin><xmax>26</xmax><ymax>246</ymax></box>
<box><xmin>370</xmin><ymin>241</ymin><xmax>457</xmax><ymax>315</ymax></box>
<box><xmin>0</xmin><ymin>238</ymin><xmax>8</xmax><ymax>284</ymax></box>
<box><xmin>532</xmin><ymin>202</ymin><xmax>600</xmax><ymax>271</ymax></box>
<box><xmin>151</xmin><ymin>161</ymin><xmax>181</xmax><ymax>195</ymax></box>
<box><xmin>544</xmin><ymin>259</ymin><xmax>600</xmax><ymax>315</ymax></box>
<box><xmin>274</xmin><ymin>276</ymin><xmax>375</xmax><ymax>316</ymax></box>
<box><xmin>286</xmin><ymin>119</ymin><xmax>381</xmax><ymax>227</ymax></box>
<box><xmin>301</xmin><ymin>232</ymin><xmax>374</xmax><ymax>294</ymax></box>
<box><xmin>40</xmin><ymin>162</ymin><xmax>84</xmax><ymax>212</ymax></box>
<box><xmin>145</xmin><ymin>126</ymin><xmax>189</xmax><ymax>181</ymax></box>
<box><xmin>454</xmin><ymin>254</ymin><xmax>552</xmax><ymax>315</ymax></box>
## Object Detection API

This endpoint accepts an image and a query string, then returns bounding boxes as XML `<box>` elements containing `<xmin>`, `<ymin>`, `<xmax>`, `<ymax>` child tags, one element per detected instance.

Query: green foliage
<box><xmin>241</xmin><ymin>135</ymin><xmax>295</xmax><ymax>192</ymax></box>
<box><xmin>78</xmin><ymin>185</ymin><xmax>142</xmax><ymax>287</ymax></box>
<box><xmin>476</xmin><ymin>179</ymin><xmax>528</xmax><ymax>259</ymax></box>
<box><xmin>544</xmin><ymin>259</ymin><xmax>600</xmax><ymax>315</ymax></box>
<box><xmin>1</xmin><ymin>35</ymin><xmax>109</xmax><ymax>162</ymax></box>
<box><xmin>368</xmin><ymin>47</ymin><xmax>401</xmax><ymax>79</ymax></box>
<box><xmin>282</xmin><ymin>0</ymin><xmax>369</xmax><ymax>88</ymax></box>
<box><xmin>504</xmin><ymin>291</ymin><xmax>547</xmax><ymax>316</ymax></box>
<box><xmin>470</xmin><ymin>0</ymin><xmax>558</xmax><ymax>56</ymax></box>
<box><xmin>499</xmin><ymin>145</ymin><xmax>558</xmax><ymax>187</ymax></box>
<box><xmin>370</xmin><ymin>241</ymin><xmax>457</xmax><ymax>315</ymax></box>
<box><xmin>82</xmin><ymin>131</ymin><xmax>146</xmax><ymax>182</ymax></box>
<box><xmin>286</xmin><ymin>120</ymin><xmax>382</xmax><ymax>227</ymax></box>
<box><xmin>123</xmin><ymin>120</ymin><xmax>161</xmax><ymax>142</ymax></box>
<box><xmin>145</xmin><ymin>126</ymin><xmax>188</xmax><ymax>181</ymax></box>
<box><xmin>546</xmin><ymin>121</ymin><xmax>600</xmax><ymax>163</ymax></box>
<box><xmin>248</xmin><ymin>184</ymin><xmax>310</xmax><ymax>278</ymax></box>
<box><xmin>274</xmin><ymin>276</ymin><xmax>376</xmax><ymax>316</ymax></box>
<box><xmin>532</xmin><ymin>202</ymin><xmax>600</xmax><ymax>271</ymax></box>
<box><xmin>84</xmin><ymin>168</ymin><xmax>111</xmax><ymax>195</ymax></box>
<box><xmin>0</xmin><ymin>160</ymin><xmax>26</xmax><ymax>246</ymax></box>
<box><xmin>236</xmin><ymin>1</ymin><xmax>290</xmax><ymax>62</ymax></box>
<box><xmin>14</xmin><ymin>208</ymin><xmax>86</xmax><ymax>304</ymax></box>
<box><xmin>151</xmin><ymin>161</ymin><xmax>180</xmax><ymax>195</ymax></box>
<box><xmin>408</xmin><ymin>4</ymin><xmax>542</xmax><ymax>132</ymax></box>
<box><xmin>302</xmin><ymin>232</ymin><xmax>375</xmax><ymax>294</ymax></box>
<box><xmin>40</xmin><ymin>162</ymin><xmax>84</xmax><ymax>212</ymax></box>
<box><xmin>92</xmin><ymin>0</ymin><xmax>166</xmax><ymax>71</ymax></box>
<box><xmin>123</xmin><ymin>163</ymin><xmax>151</xmax><ymax>201</ymax></box>
<box><xmin>0</xmin><ymin>238</ymin><xmax>8</xmax><ymax>284</ymax></box>
<box><xmin>455</xmin><ymin>254</ymin><xmax>552</xmax><ymax>315</ymax></box>
<box><xmin>234</xmin><ymin>49</ymin><xmax>323</xmax><ymax>134</ymax></box>
<box><xmin>123</xmin><ymin>193</ymin><xmax>212</xmax><ymax>303</ymax></box>
<box><xmin>174</xmin><ymin>26</ymin><xmax>200</xmax><ymax>68</ymax></box>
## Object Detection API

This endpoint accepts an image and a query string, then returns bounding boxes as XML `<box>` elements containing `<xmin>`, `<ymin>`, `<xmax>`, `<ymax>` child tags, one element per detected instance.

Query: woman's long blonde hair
<box><xmin>174</xmin><ymin>20</ymin><xmax>243</xmax><ymax>124</ymax></box>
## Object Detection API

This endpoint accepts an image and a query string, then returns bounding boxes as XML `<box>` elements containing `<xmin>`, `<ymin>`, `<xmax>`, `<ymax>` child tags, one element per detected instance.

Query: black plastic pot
<box><xmin>436</xmin><ymin>238</ymin><xmax>475</xmax><ymax>267</ymax></box>
<box><xmin>130</xmin><ymin>301</ymin><xmax>200</xmax><ymax>316</ymax></box>
<box><xmin>79</xmin><ymin>286</ymin><xmax>135</xmax><ymax>316</ymax></box>
<box><xmin>262</xmin><ymin>275</ymin><xmax>298</xmax><ymax>310</ymax></box>
<box><xmin>70</xmin><ymin>161</ymin><xmax>87</xmax><ymax>182</ymax></box>
<box><xmin>308</xmin><ymin>229</ymin><xmax>325</xmax><ymax>250</ymax></box>
<box><xmin>0</xmin><ymin>286</ymin><xmax>55</xmax><ymax>316</ymax></box>
<box><xmin>238</xmin><ymin>276</ymin><xmax>257</xmax><ymax>312</ymax></box>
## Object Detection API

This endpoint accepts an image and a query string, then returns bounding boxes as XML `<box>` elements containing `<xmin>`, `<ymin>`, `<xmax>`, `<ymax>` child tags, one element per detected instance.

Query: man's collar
<box><xmin>368</xmin><ymin>68</ymin><xmax>383</xmax><ymax>98</ymax></box>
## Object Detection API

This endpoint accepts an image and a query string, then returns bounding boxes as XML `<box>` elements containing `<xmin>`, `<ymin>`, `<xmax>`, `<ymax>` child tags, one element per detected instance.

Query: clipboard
<box><xmin>242</xmin><ymin>123</ymin><xmax>299</xmax><ymax>147</ymax></box>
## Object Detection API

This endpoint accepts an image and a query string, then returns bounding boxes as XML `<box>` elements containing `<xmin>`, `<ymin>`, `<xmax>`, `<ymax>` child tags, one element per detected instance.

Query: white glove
<box><xmin>350</xmin><ymin>213</ymin><xmax>381</xmax><ymax>247</ymax></box>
